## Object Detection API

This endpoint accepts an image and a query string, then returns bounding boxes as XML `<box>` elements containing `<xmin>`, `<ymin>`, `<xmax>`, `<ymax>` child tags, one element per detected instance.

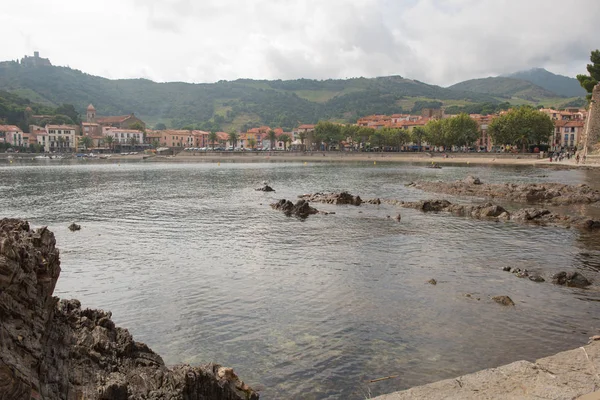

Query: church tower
<box><xmin>86</xmin><ymin>104</ymin><xmax>96</xmax><ymax>123</ymax></box>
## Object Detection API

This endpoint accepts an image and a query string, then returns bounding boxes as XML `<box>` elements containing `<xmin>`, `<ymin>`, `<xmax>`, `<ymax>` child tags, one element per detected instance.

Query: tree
<box><xmin>129</xmin><ymin>136</ymin><xmax>138</xmax><ymax>148</ymax></box>
<box><xmin>151</xmin><ymin>139</ymin><xmax>160</xmax><ymax>149</ymax></box>
<box><xmin>54</xmin><ymin>104</ymin><xmax>80</xmax><ymax>124</ymax></box>
<box><xmin>279</xmin><ymin>134</ymin><xmax>291</xmax><ymax>150</ymax></box>
<box><xmin>129</xmin><ymin>121</ymin><xmax>146</xmax><ymax>132</ymax></box>
<box><xmin>446</xmin><ymin>113</ymin><xmax>480</xmax><ymax>148</ymax></box>
<box><xmin>314</xmin><ymin>121</ymin><xmax>343</xmax><ymax>150</ymax></box>
<box><xmin>208</xmin><ymin>131</ymin><xmax>218</xmax><ymax>150</ymax></box>
<box><xmin>228</xmin><ymin>130</ymin><xmax>239</xmax><ymax>149</ymax></box>
<box><xmin>411</xmin><ymin>127</ymin><xmax>426</xmax><ymax>151</ymax></box>
<box><xmin>577</xmin><ymin>49</ymin><xmax>600</xmax><ymax>101</ymax></box>
<box><xmin>104</xmin><ymin>135</ymin><xmax>114</xmax><ymax>152</ymax></box>
<box><xmin>298</xmin><ymin>132</ymin><xmax>306</xmax><ymax>150</ymax></box>
<box><xmin>268</xmin><ymin>130</ymin><xmax>277</xmax><ymax>151</ymax></box>
<box><xmin>381</xmin><ymin>127</ymin><xmax>409</xmax><ymax>152</ymax></box>
<box><xmin>79</xmin><ymin>135</ymin><xmax>93</xmax><ymax>150</ymax></box>
<box><xmin>369</xmin><ymin>130</ymin><xmax>387</xmax><ymax>151</ymax></box>
<box><xmin>488</xmin><ymin>106</ymin><xmax>554</xmax><ymax>152</ymax></box>
<box><xmin>248</xmin><ymin>137</ymin><xmax>256</xmax><ymax>150</ymax></box>
<box><xmin>424</xmin><ymin>119</ymin><xmax>446</xmax><ymax>148</ymax></box>
<box><xmin>154</xmin><ymin>122</ymin><xmax>167</xmax><ymax>130</ymax></box>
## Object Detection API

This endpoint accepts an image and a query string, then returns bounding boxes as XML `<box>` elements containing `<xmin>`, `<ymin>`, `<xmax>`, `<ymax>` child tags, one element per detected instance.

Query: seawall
<box><xmin>373</xmin><ymin>340</ymin><xmax>600</xmax><ymax>400</ymax></box>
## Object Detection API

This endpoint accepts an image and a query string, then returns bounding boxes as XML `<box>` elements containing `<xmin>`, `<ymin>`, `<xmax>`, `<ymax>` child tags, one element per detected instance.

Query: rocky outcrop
<box><xmin>491</xmin><ymin>296</ymin><xmax>515</xmax><ymax>306</ymax></box>
<box><xmin>399</xmin><ymin>199</ymin><xmax>600</xmax><ymax>230</ymax></box>
<box><xmin>68</xmin><ymin>222</ymin><xmax>81</xmax><ymax>231</ymax></box>
<box><xmin>551</xmin><ymin>271</ymin><xmax>592</xmax><ymax>288</ymax></box>
<box><xmin>0</xmin><ymin>218</ymin><xmax>258</xmax><ymax>400</ymax></box>
<box><xmin>255</xmin><ymin>185</ymin><xmax>275</xmax><ymax>192</ymax></box>
<box><xmin>298</xmin><ymin>192</ymin><xmax>362</xmax><ymax>206</ymax></box>
<box><xmin>406</xmin><ymin>180</ymin><xmax>600</xmax><ymax>205</ymax></box>
<box><xmin>271</xmin><ymin>199</ymin><xmax>319</xmax><ymax>218</ymax></box>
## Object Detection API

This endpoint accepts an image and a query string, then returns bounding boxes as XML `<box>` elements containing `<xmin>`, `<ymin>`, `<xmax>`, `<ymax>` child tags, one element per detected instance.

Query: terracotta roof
<box><xmin>46</xmin><ymin>125</ymin><xmax>77</xmax><ymax>130</ymax></box>
<box><xmin>82</xmin><ymin>122</ymin><xmax>100</xmax><ymax>126</ymax></box>
<box><xmin>105</xmin><ymin>128</ymin><xmax>143</xmax><ymax>133</ymax></box>
<box><xmin>0</xmin><ymin>125</ymin><xmax>22</xmax><ymax>132</ymax></box>
<box><xmin>87</xmin><ymin>104</ymin><xmax>96</xmax><ymax>111</ymax></box>
<box><xmin>298</xmin><ymin>124</ymin><xmax>315</xmax><ymax>129</ymax></box>
<box><xmin>96</xmin><ymin>115</ymin><xmax>131</xmax><ymax>124</ymax></box>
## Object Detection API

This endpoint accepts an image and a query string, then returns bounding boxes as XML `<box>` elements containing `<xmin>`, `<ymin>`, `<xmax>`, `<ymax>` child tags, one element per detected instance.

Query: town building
<box><xmin>553</xmin><ymin>120</ymin><xmax>585</xmax><ymax>150</ymax></box>
<box><xmin>0</xmin><ymin>125</ymin><xmax>24</xmax><ymax>146</ymax></box>
<box><xmin>103</xmin><ymin>128</ymin><xmax>144</xmax><ymax>145</ymax></box>
<box><xmin>86</xmin><ymin>104</ymin><xmax>146</xmax><ymax>130</ymax></box>
<box><xmin>45</xmin><ymin>125</ymin><xmax>78</xmax><ymax>152</ymax></box>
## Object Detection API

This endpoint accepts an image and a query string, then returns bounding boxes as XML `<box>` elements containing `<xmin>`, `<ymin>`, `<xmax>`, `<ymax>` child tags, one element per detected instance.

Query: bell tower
<box><xmin>86</xmin><ymin>104</ymin><xmax>96</xmax><ymax>123</ymax></box>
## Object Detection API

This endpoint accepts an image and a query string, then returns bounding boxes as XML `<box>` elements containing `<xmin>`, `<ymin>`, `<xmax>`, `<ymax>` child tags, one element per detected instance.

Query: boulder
<box><xmin>68</xmin><ymin>222</ymin><xmax>81</xmax><ymax>231</ymax></box>
<box><xmin>298</xmin><ymin>192</ymin><xmax>362</xmax><ymax>206</ymax></box>
<box><xmin>271</xmin><ymin>199</ymin><xmax>319</xmax><ymax>218</ymax></box>
<box><xmin>256</xmin><ymin>185</ymin><xmax>275</xmax><ymax>192</ymax></box>
<box><xmin>552</xmin><ymin>271</ymin><xmax>591</xmax><ymax>288</ymax></box>
<box><xmin>492</xmin><ymin>295</ymin><xmax>515</xmax><ymax>306</ymax></box>
<box><xmin>528</xmin><ymin>275</ymin><xmax>545</xmax><ymax>283</ymax></box>
<box><xmin>0</xmin><ymin>218</ymin><xmax>259</xmax><ymax>400</ymax></box>
<box><xmin>427</xmin><ymin>279</ymin><xmax>437</xmax><ymax>285</ymax></box>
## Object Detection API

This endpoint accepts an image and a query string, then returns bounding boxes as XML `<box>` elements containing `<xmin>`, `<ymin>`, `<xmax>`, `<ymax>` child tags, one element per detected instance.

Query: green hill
<box><xmin>504</xmin><ymin>68</ymin><xmax>586</xmax><ymax>98</ymax></box>
<box><xmin>0</xmin><ymin>61</ymin><xmax>499</xmax><ymax>130</ymax></box>
<box><xmin>448</xmin><ymin>77</ymin><xmax>560</xmax><ymax>102</ymax></box>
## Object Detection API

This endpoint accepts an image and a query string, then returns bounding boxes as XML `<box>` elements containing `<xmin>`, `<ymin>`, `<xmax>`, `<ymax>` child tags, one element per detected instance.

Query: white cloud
<box><xmin>0</xmin><ymin>0</ymin><xmax>598</xmax><ymax>86</ymax></box>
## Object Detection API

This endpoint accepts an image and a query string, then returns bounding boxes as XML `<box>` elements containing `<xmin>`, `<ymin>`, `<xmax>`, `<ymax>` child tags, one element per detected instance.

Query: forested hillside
<box><xmin>0</xmin><ymin>61</ymin><xmax>497</xmax><ymax>130</ymax></box>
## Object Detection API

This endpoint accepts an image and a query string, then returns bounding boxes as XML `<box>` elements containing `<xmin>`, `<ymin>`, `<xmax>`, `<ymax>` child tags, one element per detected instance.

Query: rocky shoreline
<box><xmin>406</xmin><ymin>177</ymin><xmax>600</xmax><ymax>205</ymax></box>
<box><xmin>0</xmin><ymin>219</ymin><xmax>258</xmax><ymax>400</ymax></box>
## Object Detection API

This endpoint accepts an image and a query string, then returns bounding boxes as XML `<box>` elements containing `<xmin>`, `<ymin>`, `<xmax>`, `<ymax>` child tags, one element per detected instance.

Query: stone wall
<box><xmin>0</xmin><ymin>219</ymin><xmax>258</xmax><ymax>400</ymax></box>
<box><xmin>580</xmin><ymin>83</ymin><xmax>600</xmax><ymax>157</ymax></box>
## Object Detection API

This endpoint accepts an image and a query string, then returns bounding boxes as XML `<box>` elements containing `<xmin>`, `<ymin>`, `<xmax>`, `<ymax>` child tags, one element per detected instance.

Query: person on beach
<box><xmin>576</xmin><ymin>153</ymin><xmax>580</xmax><ymax>164</ymax></box>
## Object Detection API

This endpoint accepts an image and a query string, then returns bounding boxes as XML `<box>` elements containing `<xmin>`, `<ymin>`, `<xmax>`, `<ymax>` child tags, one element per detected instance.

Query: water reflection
<box><xmin>0</xmin><ymin>161</ymin><xmax>599</xmax><ymax>399</ymax></box>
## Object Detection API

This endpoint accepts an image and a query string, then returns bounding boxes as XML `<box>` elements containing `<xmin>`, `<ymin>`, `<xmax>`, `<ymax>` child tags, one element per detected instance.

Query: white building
<box><xmin>45</xmin><ymin>125</ymin><xmax>77</xmax><ymax>152</ymax></box>
<box><xmin>103</xmin><ymin>127</ymin><xmax>144</xmax><ymax>145</ymax></box>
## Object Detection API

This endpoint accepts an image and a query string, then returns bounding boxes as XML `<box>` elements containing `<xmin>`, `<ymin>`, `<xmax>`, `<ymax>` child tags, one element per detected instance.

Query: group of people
<box><xmin>548</xmin><ymin>150</ymin><xmax>586</xmax><ymax>164</ymax></box>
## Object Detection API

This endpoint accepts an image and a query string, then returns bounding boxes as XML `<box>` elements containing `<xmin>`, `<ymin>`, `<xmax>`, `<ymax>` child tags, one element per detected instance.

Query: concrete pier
<box><xmin>373</xmin><ymin>340</ymin><xmax>600</xmax><ymax>400</ymax></box>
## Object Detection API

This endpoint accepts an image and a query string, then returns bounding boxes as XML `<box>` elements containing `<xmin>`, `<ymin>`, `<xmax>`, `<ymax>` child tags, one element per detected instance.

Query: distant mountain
<box><xmin>504</xmin><ymin>68</ymin><xmax>586</xmax><ymax>98</ymax></box>
<box><xmin>448</xmin><ymin>77</ymin><xmax>560</xmax><ymax>103</ymax></box>
<box><xmin>0</xmin><ymin>60</ymin><xmax>498</xmax><ymax>130</ymax></box>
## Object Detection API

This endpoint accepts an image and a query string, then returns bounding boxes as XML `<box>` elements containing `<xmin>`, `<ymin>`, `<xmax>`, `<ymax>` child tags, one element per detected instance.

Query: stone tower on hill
<box><xmin>20</xmin><ymin>51</ymin><xmax>52</xmax><ymax>67</ymax></box>
<box><xmin>86</xmin><ymin>104</ymin><xmax>96</xmax><ymax>123</ymax></box>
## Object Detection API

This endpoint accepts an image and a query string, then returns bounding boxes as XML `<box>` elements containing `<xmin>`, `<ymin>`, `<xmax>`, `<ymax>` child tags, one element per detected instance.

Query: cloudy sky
<box><xmin>1</xmin><ymin>0</ymin><xmax>599</xmax><ymax>86</ymax></box>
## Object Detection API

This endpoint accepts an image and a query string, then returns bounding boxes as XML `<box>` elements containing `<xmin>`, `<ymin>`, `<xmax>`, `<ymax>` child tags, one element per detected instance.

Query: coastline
<box><xmin>2</xmin><ymin>151</ymin><xmax>599</xmax><ymax>169</ymax></box>
<box><xmin>372</xmin><ymin>339</ymin><xmax>600</xmax><ymax>400</ymax></box>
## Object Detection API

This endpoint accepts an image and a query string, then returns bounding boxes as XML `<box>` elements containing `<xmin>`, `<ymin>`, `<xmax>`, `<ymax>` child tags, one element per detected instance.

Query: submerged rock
<box><xmin>68</xmin><ymin>222</ymin><xmax>81</xmax><ymax>231</ymax></box>
<box><xmin>492</xmin><ymin>295</ymin><xmax>515</xmax><ymax>306</ymax></box>
<box><xmin>551</xmin><ymin>271</ymin><xmax>591</xmax><ymax>288</ymax></box>
<box><xmin>271</xmin><ymin>199</ymin><xmax>319</xmax><ymax>218</ymax></box>
<box><xmin>427</xmin><ymin>279</ymin><xmax>437</xmax><ymax>285</ymax></box>
<box><xmin>0</xmin><ymin>218</ymin><xmax>259</xmax><ymax>400</ymax></box>
<box><xmin>463</xmin><ymin>175</ymin><xmax>482</xmax><ymax>185</ymax></box>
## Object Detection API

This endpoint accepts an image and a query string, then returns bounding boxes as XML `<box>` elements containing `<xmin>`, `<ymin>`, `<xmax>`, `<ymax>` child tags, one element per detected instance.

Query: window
<box><xmin>564</xmin><ymin>127</ymin><xmax>570</xmax><ymax>133</ymax></box>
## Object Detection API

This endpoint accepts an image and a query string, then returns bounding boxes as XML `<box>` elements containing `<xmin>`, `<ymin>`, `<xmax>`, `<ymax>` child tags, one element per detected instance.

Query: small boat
<box><xmin>426</xmin><ymin>163</ymin><xmax>442</xmax><ymax>169</ymax></box>
<box><xmin>34</xmin><ymin>155</ymin><xmax>50</xmax><ymax>160</ymax></box>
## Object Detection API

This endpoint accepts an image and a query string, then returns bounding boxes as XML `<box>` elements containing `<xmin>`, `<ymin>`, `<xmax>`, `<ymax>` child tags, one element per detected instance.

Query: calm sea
<box><xmin>1</xmin><ymin>160</ymin><xmax>599</xmax><ymax>399</ymax></box>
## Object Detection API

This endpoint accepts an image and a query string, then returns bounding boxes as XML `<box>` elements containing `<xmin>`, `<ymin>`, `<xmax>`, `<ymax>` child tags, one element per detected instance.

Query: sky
<box><xmin>1</xmin><ymin>0</ymin><xmax>599</xmax><ymax>86</ymax></box>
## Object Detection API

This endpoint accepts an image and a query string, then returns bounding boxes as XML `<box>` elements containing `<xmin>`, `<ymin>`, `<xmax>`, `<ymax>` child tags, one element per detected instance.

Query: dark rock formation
<box><xmin>398</xmin><ymin>199</ymin><xmax>600</xmax><ymax>230</ymax></box>
<box><xmin>68</xmin><ymin>222</ymin><xmax>81</xmax><ymax>231</ymax></box>
<box><xmin>0</xmin><ymin>218</ymin><xmax>258</xmax><ymax>400</ymax></box>
<box><xmin>551</xmin><ymin>271</ymin><xmax>591</xmax><ymax>288</ymax></box>
<box><xmin>271</xmin><ymin>199</ymin><xmax>319</xmax><ymax>218</ymax></box>
<box><xmin>256</xmin><ymin>185</ymin><xmax>275</xmax><ymax>192</ymax></box>
<box><xmin>528</xmin><ymin>275</ymin><xmax>545</xmax><ymax>283</ymax></box>
<box><xmin>427</xmin><ymin>279</ymin><xmax>437</xmax><ymax>285</ymax></box>
<box><xmin>406</xmin><ymin>180</ymin><xmax>600</xmax><ymax>205</ymax></box>
<box><xmin>492</xmin><ymin>296</ymin><xmax>515</xmax><ymax>306</ymax></box>
<box><xmin>502</xmin><ymin>266</ymin><xmax>512</xmax><ymax>272</ymax></box>
<box><xmin>298</xmin><ymin>192</ymin><xmax>362</xmax><ymax>206</ymax></box>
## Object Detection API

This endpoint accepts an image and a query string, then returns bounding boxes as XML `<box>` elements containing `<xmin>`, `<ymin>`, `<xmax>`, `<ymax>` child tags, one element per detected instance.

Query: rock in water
<box><xmin>271</xmin><ymin>199</ymin><xmax>318</xmax><ymax>218</ymax></box>
<box><xmin>463</xmin><ymin>176</ymin><xmax>482</xmax><ymax>185</ymax></box>
<box><xmin>427</xmin><ymin>279</ymin><xmax>437</xmax><ymax>285</ymax></box>
<box><xmin>492</xmin><ymin>295</ymin><xmax>515</xmax><ymax>306</ymax></box>
<box><xmin>0</xmin><ymin>218</ymin><xmax>259</xmax><ymax>400</ymax></box>
<box><xmin>552</xmin><ymin>271</ymin><xmax>591</xmax><ymax>288</ymax></box>
<box><xmin>68</xmin><ymin>222</ymin><xmax>81</xmax><ymax>231</ymax></box>
<box><xmin>256</xmin><ymin>185</ymin><xmax>275</xmax><ymax>192</ymax></box>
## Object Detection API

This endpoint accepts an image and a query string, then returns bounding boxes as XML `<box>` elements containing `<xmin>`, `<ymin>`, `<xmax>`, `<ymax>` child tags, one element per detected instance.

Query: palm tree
<box><xmin>208</xmin><ymin>131</ymin><xmax>218</xmax><ymax>150</ymax></box>
<box><xmin>80</xmin><ymin>136</ymin><xmax>93</xmax><ymax>151</ymax></box>
<box><xmin>104</xmin><ymin>135</ymin><xmax>114</xmax><ymax>152</ymax></box>
<box><xmin>279</xmin><ymin>134</ymin><xmax>291</xmax><ymax>151</ymax></box>
<box><xmin>228</xmin><ymin>131</ymin><xmax>239</xmax><ymax>149</ymax></box>
<box><xmin>268</xmin><ymin>130</ymin><xmax>277</xmax><ymax>151</ymax></box>
<box><xmin>57</xmin><ymin>136</ymin><xmax>65</xmax><ymax>153</ymax></box>
<box><xmin>299</xmin><ymin>131</ymin><xmax>306</xmax><ymax>151</ymax></box>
